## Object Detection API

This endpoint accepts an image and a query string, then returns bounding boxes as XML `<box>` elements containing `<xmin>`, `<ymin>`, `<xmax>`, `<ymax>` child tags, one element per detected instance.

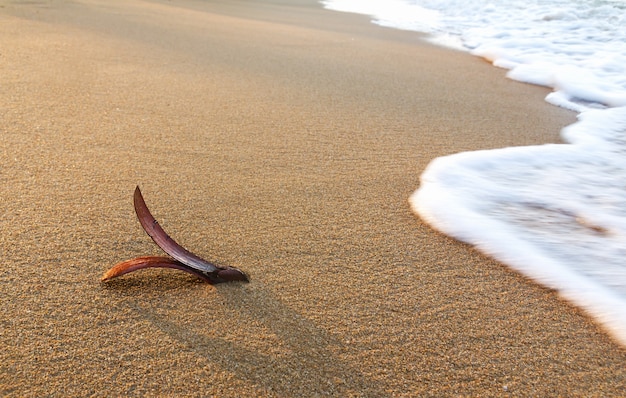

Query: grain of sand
<box><xmin>1</xmin><ymin>0</ymin><xmax>625</xmax><ymax>396</ymax></box>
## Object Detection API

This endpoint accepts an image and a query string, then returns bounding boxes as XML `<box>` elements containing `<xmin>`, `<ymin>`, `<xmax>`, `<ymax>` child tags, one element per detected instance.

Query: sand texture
<box><xmin>1</xmin><ymin>0</ymin><xmax>625</xmax><ymax>396</ymax></box>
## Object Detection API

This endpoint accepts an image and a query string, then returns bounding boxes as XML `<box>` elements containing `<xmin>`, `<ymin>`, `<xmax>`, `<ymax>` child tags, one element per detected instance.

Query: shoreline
<box><xmin>1</xmin><ymin>0</ymin><xmax>624</xmax><ymax>396</ymax></box>
<box><xmin>343</xmin><ymin>0</ymin><xmax>626</xmax><ymax>349</ymax></box>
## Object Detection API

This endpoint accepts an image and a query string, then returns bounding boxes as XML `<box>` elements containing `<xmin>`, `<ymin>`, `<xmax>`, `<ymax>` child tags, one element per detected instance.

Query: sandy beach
<box><xmin>1</xmin><ymin>0</ymin><xmax>624</xmax><ymax>396</ymax></box>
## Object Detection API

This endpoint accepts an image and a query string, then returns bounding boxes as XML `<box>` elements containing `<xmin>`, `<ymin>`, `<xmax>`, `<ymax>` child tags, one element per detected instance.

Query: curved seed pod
<box><xmin>133</xmin><ymin>186</ymin><xmax>249</xmax><ymax>283</ymax></box>
<box><xmin>101</xmin><ymin>256</ymin><xmax>214</xmax><ymax>282</ymax></box>
<box><xmin>133</xmin><ymin>186</ymin><xmax>220</xmax><ymax>274</ymax></box>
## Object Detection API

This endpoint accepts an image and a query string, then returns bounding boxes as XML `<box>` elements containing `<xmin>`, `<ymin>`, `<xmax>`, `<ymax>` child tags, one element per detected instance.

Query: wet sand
<box><xmin>1</xmin><ymin>0</ymin><xmax>624</xmax><ymax>396</ymax></box>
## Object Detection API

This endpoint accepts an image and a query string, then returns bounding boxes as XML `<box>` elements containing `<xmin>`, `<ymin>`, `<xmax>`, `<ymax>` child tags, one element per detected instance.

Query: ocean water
<box><xmin>321</xmin><ymin>0</ymin><xmax>626</xmax><ymax>346</ymax></box>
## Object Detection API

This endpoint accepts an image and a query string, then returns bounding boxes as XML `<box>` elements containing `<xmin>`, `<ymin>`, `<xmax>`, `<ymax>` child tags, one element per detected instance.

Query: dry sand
<box><xmin>1</xmin><ymin>0</ymin><xmax>625</xmax><ymax>396</ymax></box>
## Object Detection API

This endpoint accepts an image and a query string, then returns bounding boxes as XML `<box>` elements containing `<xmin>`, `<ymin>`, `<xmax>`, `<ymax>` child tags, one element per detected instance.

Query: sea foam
<box><xmin>322</xmin><ymin>0</ymin><xmax>626</xmax><ymax>346</ymax></box>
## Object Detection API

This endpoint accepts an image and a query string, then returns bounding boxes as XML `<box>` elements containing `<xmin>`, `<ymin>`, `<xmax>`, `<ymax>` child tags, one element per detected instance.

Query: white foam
<box><xmin>322</xmin><ymin>0</ymin><xmax>626</xmax><ymax>346</ymax></box>
<box><xmin>410</xmin><ymin>106</ymin><xmax>626</xmax><ymax>347</ymax></box>
<box><xmin>321</xmin><ymin>0</ymin><xmax>442</xmax><ymax>34</ymax></box>
<box><xmin>322</xmin><ymin>0</ymin><xmax>626</xmax><ymax>110</ymax></box>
